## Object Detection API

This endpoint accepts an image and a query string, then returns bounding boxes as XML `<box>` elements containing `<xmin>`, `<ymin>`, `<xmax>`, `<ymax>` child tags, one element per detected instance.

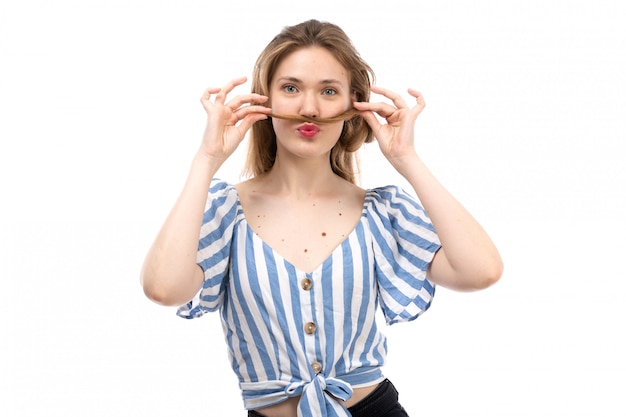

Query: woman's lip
<box><xmin>297</xmin><ymin>123</ymin><xmax>320</xmax><ymax>137</ymax></box>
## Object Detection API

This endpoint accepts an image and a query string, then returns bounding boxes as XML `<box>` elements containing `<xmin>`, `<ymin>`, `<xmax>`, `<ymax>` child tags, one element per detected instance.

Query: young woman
<box><xmin>141</xmin><ymin>19</ymin><xmax>503</xmax><ymax>417</ymax></box>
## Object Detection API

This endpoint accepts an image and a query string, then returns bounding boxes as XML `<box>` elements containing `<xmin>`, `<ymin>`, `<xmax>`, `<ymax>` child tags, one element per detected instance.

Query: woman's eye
<box><xmin>283</xmin><ymin>85</ymin><xmax>297</xmax><ymax>93</ymax></box>
<box><xmin>323</xmin><ymin>88</ymin><xmax>337</xmax><ymax>96</ymax></box>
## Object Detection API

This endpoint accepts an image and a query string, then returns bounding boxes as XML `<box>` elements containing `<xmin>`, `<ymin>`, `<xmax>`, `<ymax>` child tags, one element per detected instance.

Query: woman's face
<box><xmin>269</xmin><ymin>46</ymin><xmax>354</xmax><ymax>161</ymax></box>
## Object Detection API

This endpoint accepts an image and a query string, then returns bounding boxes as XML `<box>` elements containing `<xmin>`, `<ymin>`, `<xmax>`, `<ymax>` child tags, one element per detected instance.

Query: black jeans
<box><xmin>248</xmin><ymin>379</ymin><xmax>410</xmax><ymax>417</ymax></box>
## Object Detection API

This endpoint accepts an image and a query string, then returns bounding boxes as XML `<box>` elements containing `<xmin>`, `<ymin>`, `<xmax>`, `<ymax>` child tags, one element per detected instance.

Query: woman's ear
<box><xmin>351</xmin><ymin>90</ymin><xmax>359</xmax><ymax>103</ymax></box>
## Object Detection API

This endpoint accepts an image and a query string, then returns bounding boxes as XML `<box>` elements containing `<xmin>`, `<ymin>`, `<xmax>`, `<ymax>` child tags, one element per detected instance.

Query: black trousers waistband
<box><xmin>347</xmin><ymin>379</ymin><xmax>400</xmax><ymax>417</ymax></box>
<box><xmin>248</xmin><ymin>378</ymin><xmax>405</xmax><ymax>417</ymax></box>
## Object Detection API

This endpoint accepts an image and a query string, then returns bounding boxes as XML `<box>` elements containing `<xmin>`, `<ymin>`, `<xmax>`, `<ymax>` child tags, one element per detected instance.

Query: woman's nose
<box><xmin>299</xmin><ymin>92</ymin><xmax>319</xmax><ymax>118</ymax></box>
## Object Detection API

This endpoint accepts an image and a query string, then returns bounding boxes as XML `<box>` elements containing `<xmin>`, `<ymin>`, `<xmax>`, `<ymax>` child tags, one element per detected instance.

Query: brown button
<box><xmin>304</xmin><ymin>322</ymin><xmax>317</xmax><ymax>335</ymax></box>
<box><xmin>311</xmin><ymin>361</ymin><xmax>322</xmax><ymax>374</ymax></box>
<box><xmin>301</xmin><ymin>278</ymin><xmax>312</xmax><ymax>291</ymax></box>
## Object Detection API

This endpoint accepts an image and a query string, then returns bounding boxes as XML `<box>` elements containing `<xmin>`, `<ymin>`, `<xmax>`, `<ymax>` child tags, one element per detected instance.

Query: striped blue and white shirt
<box><xmin>178</xmin><ymin>179</ymin><xmax>441</xmax><ymax>417</ymax></box>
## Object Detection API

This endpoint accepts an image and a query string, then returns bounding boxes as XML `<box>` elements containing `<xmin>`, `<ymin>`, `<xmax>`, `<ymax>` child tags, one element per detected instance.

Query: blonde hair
<box><xmin>245</xmin><ymin>19</ymin><xmax>375</xmax><ymax>184</ymax></box>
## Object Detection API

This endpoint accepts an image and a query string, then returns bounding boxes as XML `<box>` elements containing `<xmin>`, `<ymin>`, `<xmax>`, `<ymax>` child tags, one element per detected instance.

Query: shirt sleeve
<box><xmin>366</xmin><ymin>185</ymin><xmax>442</xmax><ymax>325</ymax></box>
<box><xmin>177</xmin><ymin>179</ymin><xmax>239</xmax><ymax>319</ymax></box>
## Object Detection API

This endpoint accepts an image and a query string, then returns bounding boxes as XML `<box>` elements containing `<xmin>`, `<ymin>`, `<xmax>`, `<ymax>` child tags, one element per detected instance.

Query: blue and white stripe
<box><xmin>178</xmin><ymin>179</ymin><xmax>441</xmax><ymax>417</ymax></box>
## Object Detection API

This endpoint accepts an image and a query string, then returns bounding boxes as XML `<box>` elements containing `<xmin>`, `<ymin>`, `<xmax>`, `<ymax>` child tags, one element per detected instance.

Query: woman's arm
<box><xmin>387</xmin><ymin>153</ymin><xmax>503</xmax><ymax>291</ymax></box>
<box><xmin>140</xmin><ymin>155</ymin><xmax>219</xmax><ymax>306</ymax></box>
<box><xmin>140</xmin><ymin>77</ymin><xmax>271</xmax><ymax>306</ymax></box>
<box><xmin>354</xmin><ymin>86</ymin><xmax>503</xmax><ymax>291</ymax></box>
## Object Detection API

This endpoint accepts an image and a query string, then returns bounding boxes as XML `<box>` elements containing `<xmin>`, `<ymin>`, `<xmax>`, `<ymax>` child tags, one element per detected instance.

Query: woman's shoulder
<box><xmin>209</xmin><ymin>178</ymin><xmax>237</xmax><ymax>194</ymax></box>
<box><xmin>364</xmin><ymin>184</ymin><xmax>412</xmax><ymax>205</ymax></box>
<box><xmin>364</xmin><ymin>184</ymin><xmax>433</xmax><ymax>221</ymax></box>
<box><xmin>207</xmin><ymin>178</ymin><xmax>244</xmax><ymax>206</ymax></box>
<box><xmin>204</xmin><ymin>178</ymin><xmax>241</xmax><ymax>215</ymax></box>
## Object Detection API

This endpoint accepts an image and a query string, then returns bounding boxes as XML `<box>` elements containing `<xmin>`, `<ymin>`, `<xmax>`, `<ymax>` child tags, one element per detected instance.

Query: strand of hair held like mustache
<box><xmin>267</xmin><ymin>108</ymin><xmax>361</xmax><ymax>124</ymax></box>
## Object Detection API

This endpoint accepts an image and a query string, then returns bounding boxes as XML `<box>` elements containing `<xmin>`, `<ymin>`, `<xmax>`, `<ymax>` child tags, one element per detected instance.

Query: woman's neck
<box><xmin>260</xmin><ymin>154</ymin><xmax>342</xmax><ymax>198</ymax></box>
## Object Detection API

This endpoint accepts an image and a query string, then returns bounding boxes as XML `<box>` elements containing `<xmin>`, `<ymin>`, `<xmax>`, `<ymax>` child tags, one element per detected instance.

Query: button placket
<box><xmin>301</xmin><ymin>272</ymin><xmax>321</xmax><ymax>377</ymax></box>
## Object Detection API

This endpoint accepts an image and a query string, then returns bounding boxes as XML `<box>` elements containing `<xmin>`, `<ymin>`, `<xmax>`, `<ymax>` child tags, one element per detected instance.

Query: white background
<box><xmin>1</xmin><ymin>0</ymin><xmax>625</xmax><ymax>416</ymax></box>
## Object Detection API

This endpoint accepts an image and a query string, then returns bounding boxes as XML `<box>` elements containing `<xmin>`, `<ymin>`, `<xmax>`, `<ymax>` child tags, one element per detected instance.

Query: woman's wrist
<box><xmin>192</xmin><ymin>150</ymin><xmax>224</xmax><ymax>175</ymax></box>
<box><xmin>387</xmin><ymin>151</ymin><xmax>425</xmax><ymax>180</ymax></box>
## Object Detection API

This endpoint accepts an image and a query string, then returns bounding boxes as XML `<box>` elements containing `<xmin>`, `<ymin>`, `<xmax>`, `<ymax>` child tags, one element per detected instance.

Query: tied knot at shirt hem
<box><xmin>290</xmin><ymin>375</ymin><xmax>353</xmax><ymax>417</ymax></box>
<box><xmin>286</xmin><ymin>375</ymin><xmax>353</xmax><ymax>400</ymax></box>
<box><xmin>243</xmin><ymin>375</ymin><xmax>356</xmax><ymax>417</ymax></box>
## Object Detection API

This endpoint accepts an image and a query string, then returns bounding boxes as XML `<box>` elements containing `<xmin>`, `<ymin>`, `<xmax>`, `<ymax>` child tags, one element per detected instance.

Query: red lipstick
<box><xmin>297</xmin><ymin>123</ymin><xmax>320</xmax><ymax>138</ymax></box>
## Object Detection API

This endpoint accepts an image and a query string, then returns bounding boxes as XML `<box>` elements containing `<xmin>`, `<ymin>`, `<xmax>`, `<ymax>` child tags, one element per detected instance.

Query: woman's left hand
<box><xmin>353</xmin><ymin>86</ymin><xmax>425</xmax><ymax>167</ymax></box>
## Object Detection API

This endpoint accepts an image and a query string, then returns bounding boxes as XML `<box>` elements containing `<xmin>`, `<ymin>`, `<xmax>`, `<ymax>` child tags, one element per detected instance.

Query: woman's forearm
<box><xmin>140</xmin><ymin>153</ymin><xmax>222</xmax><ymax>306</ymax></box>
<box><xmin>392</xmin><ymin>153</ymin><xmax>503</xmax><ymax>291</ymax></box>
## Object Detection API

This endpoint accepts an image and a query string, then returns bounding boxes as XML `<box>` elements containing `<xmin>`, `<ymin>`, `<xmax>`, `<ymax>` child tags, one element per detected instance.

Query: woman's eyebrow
<box><xmin>318</xmin><ymin>78</ymin><xmax>344</xmax><ymax>86</ymax></box>
<box><xmin>276</xmin><ymin>76</ymin><xmax>302</xmax><ymax>84</ymax></box>
<box><xmin>275</xmin><ymin>76</ymin><xmax>345</xmax><ymax>87</ymax></box>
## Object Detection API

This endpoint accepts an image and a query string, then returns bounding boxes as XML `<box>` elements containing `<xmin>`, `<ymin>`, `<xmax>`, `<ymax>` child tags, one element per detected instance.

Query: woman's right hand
<box><xmin>199</xmin><ymin>76</ymin><xmax>271</xmax><ymax>162</ymax></box>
